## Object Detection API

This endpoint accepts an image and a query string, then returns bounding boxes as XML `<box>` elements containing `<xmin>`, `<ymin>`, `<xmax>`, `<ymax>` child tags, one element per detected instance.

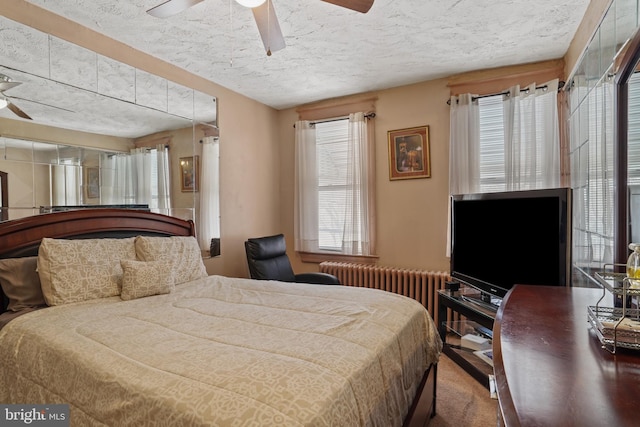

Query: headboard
<box><xmin>0</xmin><ymin>209</ymin><xmax>196</xmax><ymax>312</ymax></box>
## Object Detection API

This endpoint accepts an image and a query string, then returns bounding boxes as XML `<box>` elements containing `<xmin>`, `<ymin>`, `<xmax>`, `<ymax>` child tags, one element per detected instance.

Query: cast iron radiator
<box><xmin>319</xmin><ymin>261</ymin><xmax>452</xmax><ymax>326</ymax></box>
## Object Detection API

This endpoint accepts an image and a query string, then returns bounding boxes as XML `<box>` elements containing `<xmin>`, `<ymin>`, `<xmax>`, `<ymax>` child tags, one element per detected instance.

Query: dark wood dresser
<box><xmin>493</xmin><ymin>285</ymin><xmax>640</xmax><ymax>427</ymax></box>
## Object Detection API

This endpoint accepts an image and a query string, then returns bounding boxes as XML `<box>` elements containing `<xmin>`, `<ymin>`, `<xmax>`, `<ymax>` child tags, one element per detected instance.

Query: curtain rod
<box><xmin>107</xmin><ymin>145</ymin><xmax>168</xmax><ymax>158</ymax></box>
<box><xmin>293</xmin><ymin>112</ymin><xmax>376</xmax><ymax>128</ymax></box>
<box><xmin>446</xmin><ymin>81</ymin><xmax>565</xmax><ymax>105</ymax></box>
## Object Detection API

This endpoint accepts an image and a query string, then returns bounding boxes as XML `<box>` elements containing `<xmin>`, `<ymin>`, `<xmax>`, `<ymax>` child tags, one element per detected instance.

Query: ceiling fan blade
<box><xmin>6</xmin><ymin>101</ymin><xmax>32</xmax><ymax>120</ymax></box>
<box><xmin>252</xmin><ymin>0</ymin><xmax>286</xmax><ymax>55</ymax></box>
<box><xmin>0</xmin><ymin>81</ymin><xmax>21</xmax><ymax>92</ymax></box>
<box><xmin>147</xmin><ymin>0</ymin><xmax>204</xmax><ymax>18</ymax></box>
<box><xmin>321</xmin><ymin>0</ymin><xmax>374</xmax><ymax>13</ymax></box>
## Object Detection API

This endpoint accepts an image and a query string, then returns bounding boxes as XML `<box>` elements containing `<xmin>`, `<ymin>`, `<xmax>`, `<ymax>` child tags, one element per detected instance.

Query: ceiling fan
<box><xmin>147</xmin><ymin>0</ymin><xmax>374</xmax><ymax>56</ymax></box>
<box><xmin>0</xmin><ymin>73</ymin><xmax>32</xmax><ymax>120</ymax></box>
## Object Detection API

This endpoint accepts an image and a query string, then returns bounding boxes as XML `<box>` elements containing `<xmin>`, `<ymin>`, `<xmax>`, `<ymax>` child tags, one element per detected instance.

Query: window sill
<box><xmin>297</xmin><ymin>251</ymin><xmax>378</xmax><ymax>265</ymax></box>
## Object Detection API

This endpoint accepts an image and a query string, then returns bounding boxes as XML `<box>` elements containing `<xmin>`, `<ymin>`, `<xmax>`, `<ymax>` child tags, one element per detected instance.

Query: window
<box><xmin>567</xmin><ymin>75</ymin><xmax>615</xmax><ymax>277</ymax></box>
<box><xmin>294</xmin><ymin>113</ymin><xmax>374</xmax><ymax>258</ymax></box>
<box><xmin>477</xmin><ymin>89</ymin><xmax>560</xmax><ymax>193</ymax></box>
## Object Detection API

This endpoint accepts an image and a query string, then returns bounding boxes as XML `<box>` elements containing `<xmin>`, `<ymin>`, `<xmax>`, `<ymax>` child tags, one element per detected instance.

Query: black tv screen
<box><xmin>450</xmin><ymin>188</ymin><xmax>572</xmax><ymax>299</ymax></box>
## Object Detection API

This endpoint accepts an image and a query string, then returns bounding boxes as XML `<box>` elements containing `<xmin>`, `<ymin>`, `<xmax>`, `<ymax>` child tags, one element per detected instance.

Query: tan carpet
<box><xmin>429</xmin><ymin>354</ymin><xmax>498</xmax><ymax>427</ymax></box>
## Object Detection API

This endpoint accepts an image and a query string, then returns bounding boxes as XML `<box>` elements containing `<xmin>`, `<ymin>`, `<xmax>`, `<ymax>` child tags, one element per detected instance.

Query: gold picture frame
<box><xmin>388</xmin><ymin>126</ymin><xmax>431</xmax><ymax>180</ymax></box>
<box><xmin>180</xmin><ymin>156</ymin><xmax>199</xmax><ymax>192</ymax></box>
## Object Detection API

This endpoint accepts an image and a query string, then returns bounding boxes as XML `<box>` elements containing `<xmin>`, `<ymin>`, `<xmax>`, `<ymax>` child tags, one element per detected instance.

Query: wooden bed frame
<box><xmin>0</xmin><ymin>208</ymin><xmax>436</xmax><ymax>426</ymax></box>
<box><xmin>0</xmin><ymin>209</ymin><xmax>195</xmax><ymax>259</ymax></box>
<box><xmin>0</xmin><ymin>209</ymin><xmax>195</xmax><ymax>313</ymax></box>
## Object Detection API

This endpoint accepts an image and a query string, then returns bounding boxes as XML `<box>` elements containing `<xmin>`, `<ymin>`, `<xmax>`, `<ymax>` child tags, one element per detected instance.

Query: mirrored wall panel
<box><xmin>0</xmin><ymin>16</ymin><xmax>220</xmax><ymax>254</ymax></box>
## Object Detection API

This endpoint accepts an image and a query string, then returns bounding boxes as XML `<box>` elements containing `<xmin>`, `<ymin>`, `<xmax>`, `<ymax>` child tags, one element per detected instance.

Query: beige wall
<box><xmin>0</xmin><ymin>152</ymin><xmax>49</xmax><ymax>220</ymax></box>
<box><xmin>208</xmin><ymin>95</ymin><xmax>282</xmax><ymax>278</ymax></box>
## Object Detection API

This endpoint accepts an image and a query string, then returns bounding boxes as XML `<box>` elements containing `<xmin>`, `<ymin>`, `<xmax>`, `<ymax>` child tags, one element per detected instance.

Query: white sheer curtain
<box><xmin>100</xmin><ymin>146</ymin><xmax>171</xmax><ymax>210</ymax></box>
<box><xmin>156</xmin><ymin>144</ymin><xmax>171</xmax><ymax>211</ymax></box>
<box><xmin>449</xmin><ymin>93</ymin><xmax>481</xmax><ymax>195</ymax></box>
<box><xmin>51</xmin><ymin>161</ymin><xmax>81</xmax><ymax>205</ymax></box>
<box><xmin>198</xmin><ymin>136</ymin><xmax>220</xmax><ymax>250</ymax></box>
<box><xmin>294</xmin><ymin>120</ymin><xmax>319</xmax><ymax>252</ymax></box>
<box><xmin>342</xmin><ymin>112</ymin><xmax>371</xmax><ymax>255</ymax></box>
<box><xmin>502</xmin><ymin>79</ymin><xmax>560</xmax><ymax>190</ymax></box>
<box><xmin>448</xmin><ymin>94</ymin><xmax>480</xmax><ymax>256</ymax></box>
<box><xmin>100</xmin><ymin>153</ymin><xmax>129</xmax><ymax>204</ymax></box>
<box><xmin>131</xmin><ymin>148</ymin><xmax>151</xmax><ymax>204</ymax></box>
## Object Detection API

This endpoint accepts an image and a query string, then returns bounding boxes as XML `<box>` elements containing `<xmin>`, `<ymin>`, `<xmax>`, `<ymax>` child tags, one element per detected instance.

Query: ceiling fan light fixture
<box><xmin>0</xmin><ymin>96</ymin><xmax>8</xmax><ymax>110</ymax></box>
<box><xmin>235</xmin><ymin>0</ymin><xmax>266</xmax><ymax>8</ymax></box>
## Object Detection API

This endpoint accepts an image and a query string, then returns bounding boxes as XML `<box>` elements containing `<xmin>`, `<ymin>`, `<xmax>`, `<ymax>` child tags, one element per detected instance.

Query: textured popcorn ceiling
<box><xmin>24</xmin><ymin>0</ymin><xmax>591</xmax><ymax>110</ymax></box>
<box><xmin>1</xmin><ymin>0</ymin><xmax>590</xmax><ymax>138</ymax></box>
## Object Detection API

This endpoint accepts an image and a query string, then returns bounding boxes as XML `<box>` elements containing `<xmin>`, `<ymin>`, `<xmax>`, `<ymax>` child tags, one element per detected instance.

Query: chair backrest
<box><xmin>245</xmin><ymin>234</ymin><xmax>296</xmax><ymax>282</ymax></box>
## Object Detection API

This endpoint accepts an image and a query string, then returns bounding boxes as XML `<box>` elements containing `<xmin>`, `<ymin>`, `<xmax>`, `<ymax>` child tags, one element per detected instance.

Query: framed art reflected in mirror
<box><xmin>86</xmin><ymin>167</ymin><xmax>99</xmax><ymax>199</ymax></box>
<box><xmin>180</xmin><ymin>156</ymin><xmax>199</xmax><ymax>192</ymax></box>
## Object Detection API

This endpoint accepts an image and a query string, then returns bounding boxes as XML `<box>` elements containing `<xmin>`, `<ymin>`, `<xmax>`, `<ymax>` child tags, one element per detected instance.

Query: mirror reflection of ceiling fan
<box><xmin>147</xmin><ymin>0</ymin><xmax>374</xmax><ymax>56</ymax></box>
<box><xmin>0</xmin><ymin>72</ymin><xmax>75</xmax><ymax>121</ymax></box>
<box><xmin>0</xmin><ymin>73</ymin><xmax>32</xmax><ymax>120</ymax></box>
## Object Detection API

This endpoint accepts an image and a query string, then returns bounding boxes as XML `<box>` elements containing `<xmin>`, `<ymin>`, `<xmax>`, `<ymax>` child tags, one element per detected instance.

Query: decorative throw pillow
<box><xmin>0</xmin><ymin>257</ymin><xmax>47</xmax><ymax>311</ymax></box>
<box><xmin>135</xmin><ymin>236</ymin><xmax>207</xmax><ymax>285</ymax></box>
<box><xmin>37</xmin><ymin>237</ymin><xmax>137</xmax><ymax>306</ymax></box>
<box><xmin>120</xmin><ymin>260</ymin><xmax>173</xmax><ymax>301</ymax></box>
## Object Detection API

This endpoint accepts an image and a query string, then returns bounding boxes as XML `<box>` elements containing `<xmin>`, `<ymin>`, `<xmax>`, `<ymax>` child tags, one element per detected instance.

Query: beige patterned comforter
<box><xmin>0</xmin><ymin>275</ymin><xmax>442</xmax><ymax>426</ymax></box>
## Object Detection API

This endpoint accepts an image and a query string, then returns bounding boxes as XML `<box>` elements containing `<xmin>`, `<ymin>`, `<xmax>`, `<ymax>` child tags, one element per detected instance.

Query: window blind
<box><xmin>478</xmin><ymin>95</ymin><xmax>504</xmax><ymax>192</ymax></box>
<box><xmin>629</xmin><ymin>73</ymin><xmax>640</xmax><ymax>184</ymax></box>
<box><xmin>316</xmin><ymin>119</ymin><xmax>349</xmax><ymax>251</ymax></box>
<box><xmin>628</xmin><ymin>73</ymin><xmax>640</xmax><ymax>243</ymax></box>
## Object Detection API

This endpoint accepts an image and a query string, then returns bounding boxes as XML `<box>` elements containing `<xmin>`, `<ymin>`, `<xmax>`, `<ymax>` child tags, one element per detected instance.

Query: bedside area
<box><xmin>493</xmin><ymin>284</ymin><xmax>640</xmax><ymax>427</ymax></box>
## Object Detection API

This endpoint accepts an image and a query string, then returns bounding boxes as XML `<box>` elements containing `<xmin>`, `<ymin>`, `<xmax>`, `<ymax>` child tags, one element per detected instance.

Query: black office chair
<box><xmin>244</xmin><ymin>234</ymin><xmax>340</xmax><ymax>285</ymax></box>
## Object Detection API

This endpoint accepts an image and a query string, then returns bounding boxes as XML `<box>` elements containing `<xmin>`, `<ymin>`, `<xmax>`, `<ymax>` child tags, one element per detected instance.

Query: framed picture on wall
<box><xmin>86</xmin><ymin>167</ymin><xmax>100</xmax><ymax>199</ymax></box>
<box><xmin>387</xmin><ymin>126</ymin><xmax>431</xmax><ymax>180</ymax></box>
<box><xmin>180</xmin><ymin>156</ymin><xmax>199</xmax><ymax>192</ymax></box>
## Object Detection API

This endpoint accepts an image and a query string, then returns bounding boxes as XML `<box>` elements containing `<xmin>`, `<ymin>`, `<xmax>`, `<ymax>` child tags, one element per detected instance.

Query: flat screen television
<box><xmin>450</xmin><ymin>187</ymin><xmax>572</xmax><ymax>306</ymax></box>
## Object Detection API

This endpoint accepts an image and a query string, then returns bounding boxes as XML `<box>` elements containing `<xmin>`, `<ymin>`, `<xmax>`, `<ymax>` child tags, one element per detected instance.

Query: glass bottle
<box><xmin>627</xmin><ymin>243</ymin><xmax>640</xmax><ymax>282</ymax></box>
<box><xmin>616</xmin><ymin>243</ymin><xmax>640</xmax><ymax>308</ymax></box>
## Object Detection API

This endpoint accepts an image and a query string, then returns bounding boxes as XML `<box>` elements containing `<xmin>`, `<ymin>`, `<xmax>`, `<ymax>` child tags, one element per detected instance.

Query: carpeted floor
<box><xmin>429</xmin><ymin>354</ymin><xmax>498</xmax><ymax>427</ymax></box>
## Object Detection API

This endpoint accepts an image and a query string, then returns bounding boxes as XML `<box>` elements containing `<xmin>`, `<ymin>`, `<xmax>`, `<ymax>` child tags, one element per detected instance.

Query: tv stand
<box><xmin>460</xmin><ymin>294</ymin><xmax>501</xmax><ymax>312</ymax></box>
<box><xmin>437</xmin><ymin>285</ymin><xmax>498</xmax><ymax>389</ymax></box>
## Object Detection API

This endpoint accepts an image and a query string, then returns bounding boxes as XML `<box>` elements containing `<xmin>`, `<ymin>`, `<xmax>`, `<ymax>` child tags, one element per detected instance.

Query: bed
<box><xmin>0</xmin><ymin>209</ymin><xmax>442</xmax><ymax>426</ymax></box>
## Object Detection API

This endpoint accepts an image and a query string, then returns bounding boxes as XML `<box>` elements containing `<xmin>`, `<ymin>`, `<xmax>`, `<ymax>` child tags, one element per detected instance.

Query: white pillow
<box><xmin>134</xmin><ymin>236</ymin><xmax>207</xmax><ymax>285</ymax></box>
<box><xmin>120</xmin><ymin>260</ymin><xmax>174</xmax><ymax>301</ymax></box>
<box><xmin>37</xmin><ymin>237</ymin><xmax>136</xmax><ymax>306</ymax></box>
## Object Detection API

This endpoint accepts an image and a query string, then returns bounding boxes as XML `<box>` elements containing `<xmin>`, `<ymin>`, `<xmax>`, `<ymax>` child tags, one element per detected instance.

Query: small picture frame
<box><xmin>180</xmin><ymin>156</ymin><xmax>199</xmax><ymax>192</ymax></box>
<box><xmin>388</xmin><ymin>126</ymin><xmax>431</xmax><ymax>180</ymax></box>
<box><xmin>86</xmin><ymin>167</ymin><xmax>100</xmax><ymax>199</ymax></box>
